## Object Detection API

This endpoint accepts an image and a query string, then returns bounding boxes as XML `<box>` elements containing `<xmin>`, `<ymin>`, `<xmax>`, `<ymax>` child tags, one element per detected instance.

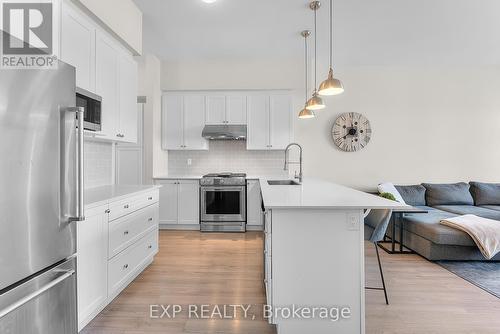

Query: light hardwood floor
<box><xmin>82</xmin><ymin>231</ymin><xmax>500</xmax><ymax>334</ymax></box>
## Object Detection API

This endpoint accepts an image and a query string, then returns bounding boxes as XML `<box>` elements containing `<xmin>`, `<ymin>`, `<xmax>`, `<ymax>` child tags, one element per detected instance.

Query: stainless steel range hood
<box><xmin>202</xmin><ymin>124</ymin><xmax>247</xmax><ymax>140</ymax></box>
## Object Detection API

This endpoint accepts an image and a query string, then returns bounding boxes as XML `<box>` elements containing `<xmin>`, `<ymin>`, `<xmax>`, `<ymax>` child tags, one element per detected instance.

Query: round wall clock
<box><xmin>332</xmin><ymin>112</ymin><xmax>372</xmax><ymax>152</ymax></box>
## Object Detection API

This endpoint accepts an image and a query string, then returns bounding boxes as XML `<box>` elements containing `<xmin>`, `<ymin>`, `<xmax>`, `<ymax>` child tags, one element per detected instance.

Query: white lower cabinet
<box><xmin>77</xmin><ymin>205</ymin><xmax>108</xmax><ymax>331</ymax></box>
<box><xmin>247</xmin><ymin>180</ymin><xmax>263</xmax><ymax>228</ymax></box>
<box><xmin>156</xmin><ymin>180</ymin><xmax>200</xmax><ymax>228</ymax></box>
<box><xmin>78</xmin><ymin>189</ymin><xmax>159</xmax><ymax>332</ymax></box>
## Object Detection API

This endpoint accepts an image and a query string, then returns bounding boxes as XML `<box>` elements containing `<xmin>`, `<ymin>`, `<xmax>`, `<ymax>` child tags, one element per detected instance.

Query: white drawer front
<box><xmin>109</xmin><ymin>203</ymin><xmax>159</xmax><ymax>259</ymax></box>
<box><xmin>108</xmin><ymin>190</ymin><xmax>159</xmax><ymax>221</ymax></box>
<box><xmin>108</xmin><ymin>230</ymin><xmax>158</xmax><ymax>295</ymax></box>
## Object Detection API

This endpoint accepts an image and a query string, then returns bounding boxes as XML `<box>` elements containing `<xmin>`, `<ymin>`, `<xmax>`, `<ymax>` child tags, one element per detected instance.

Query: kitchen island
<box><xmin>259</xmin><ymin>178</ymin><xmax>410</xmax><ymax>334</ymax></box>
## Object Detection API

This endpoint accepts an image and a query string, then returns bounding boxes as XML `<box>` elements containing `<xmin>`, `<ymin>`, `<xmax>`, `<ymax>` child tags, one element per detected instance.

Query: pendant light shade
<box><xmin>318</xmin><ymin>0</ymin><xmax>344</xmax><ymax>96</ymax></box>
<box><xmin>299</xmin><ymin>107</ymin><xmax>315</xmax><ymax>119</ymax></box>
<box><xmin>306</xmin><ymin>92</ymin><xmax>325</xmax><ymax>110</ymax></box>
<box><xmin>298</xmin><ymin>30</ymin><xmax>316</xmax><ymax>119</ymax></box>
<box><xmin>319</xmin><ymin>68</ymin><xmax>344</xmax><ymax>96</ymax></box>
<box><xmin>306</xmin><ymin>1</ymin><xmax>326</xmax><ymax>111</ymax></box>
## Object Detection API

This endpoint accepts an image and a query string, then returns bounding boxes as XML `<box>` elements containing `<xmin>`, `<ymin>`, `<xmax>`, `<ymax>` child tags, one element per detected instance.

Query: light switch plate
<box><xmin>187</xmin><ymin>158</ymin><xmax>192</xmax><ymax>166</ymax></box>
<box><xmin>347</xmin><ymin>213</ymin><xmax>360</xmax><ymax>231</ymax></box>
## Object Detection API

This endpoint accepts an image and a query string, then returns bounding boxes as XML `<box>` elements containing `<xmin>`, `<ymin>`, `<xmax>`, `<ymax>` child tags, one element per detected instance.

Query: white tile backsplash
<box><xmin>168</xmin><ymin>141</ymin><xmax>288</xmax><ymax>177</ymax></box>
<box><xmin>85</xmin><ymin>140</ymin><xmax>114</xmax><ymax>189</ymax></box>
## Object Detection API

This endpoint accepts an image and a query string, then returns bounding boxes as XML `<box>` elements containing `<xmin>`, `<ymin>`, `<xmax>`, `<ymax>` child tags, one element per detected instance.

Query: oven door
<box><xmin>201</xmin><ymin>186</ymin><xmax>246</xmax><ymax>222</ymax></box>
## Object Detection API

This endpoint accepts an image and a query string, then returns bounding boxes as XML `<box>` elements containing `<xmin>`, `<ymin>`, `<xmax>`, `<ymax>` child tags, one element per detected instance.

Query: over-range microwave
<box><xmin>76</xmin><ymin>87</ymin><xmax>102</xmax><ymax>132</ymax></box>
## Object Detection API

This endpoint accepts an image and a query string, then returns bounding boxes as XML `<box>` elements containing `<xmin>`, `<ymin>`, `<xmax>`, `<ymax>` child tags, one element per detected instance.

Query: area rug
<box><xmin>435</xmin><ymin>261</ymin><xmax>500</xmax><ymax>299</ymax></box>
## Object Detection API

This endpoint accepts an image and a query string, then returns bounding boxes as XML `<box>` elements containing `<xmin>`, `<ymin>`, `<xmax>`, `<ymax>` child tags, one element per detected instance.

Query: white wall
<box><xmin>137</xmin><ymin>54</ymin><xmax>168</xmax><ymax>183</ymax></box>
<box><xmin>76</xmin><ymin>0</ymin><xmax>142</xmax><ymax>54</ymax></box>
<box><xmin>161</xmin><ymin>59</ymin><xmax>500</xmax><ymax>190</ymax></box>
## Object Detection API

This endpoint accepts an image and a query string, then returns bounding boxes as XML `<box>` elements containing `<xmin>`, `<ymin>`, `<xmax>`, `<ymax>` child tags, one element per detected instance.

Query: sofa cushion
<box><xmin>469</xmin><ymin>182</ymin><xmax>500</xmax><ymax>205</ymax></box>
<box><xmin>400</xmin><ymin>206</ymin><xmax>475</xmax><ymax>246</ymax></box>
<box><xmin>480</xmin><ymin>205</ymin><xmax>500</xmax><ymax>212</ymax></box>
<box><xmin>433</xmin><ymin>205</ymin><xmax>500</xmax><ymax>221</ymax></box>
<box><xmin>422</xmin><ymin>182</ymin><xmax>474</xmax><ymax>206</ymax></box>
<box><xmin>395</xmin><ymin>185</ymin><xmax>426</xmax><ymax>206</ymax></box>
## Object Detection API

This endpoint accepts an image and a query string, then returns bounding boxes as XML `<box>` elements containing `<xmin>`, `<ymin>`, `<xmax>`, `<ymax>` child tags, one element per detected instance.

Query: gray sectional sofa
<box><xmin>384</xmin><ymin>182</ymin><xmax>500</xmax><ymax>261</ymax></box>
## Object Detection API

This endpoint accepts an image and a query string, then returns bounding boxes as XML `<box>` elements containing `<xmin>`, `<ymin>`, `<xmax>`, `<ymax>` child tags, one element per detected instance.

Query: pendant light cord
<box><xmin>330</xmin><ymin>0</ymin><xmax>333</xmax><ymax>69</ymax></box>
<box><xmin>305</xmin><ymin>35</ymin><xmax>308</xmax><ymax>101</ymax></box>
<box><xmin>314</xmin><ymin>5</ymin><xmax>318</xmax><ymax>90</ymax></box>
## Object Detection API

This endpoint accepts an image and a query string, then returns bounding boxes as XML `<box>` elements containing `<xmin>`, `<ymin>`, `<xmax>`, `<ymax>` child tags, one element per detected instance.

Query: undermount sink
<box><xmin>267</xmin><ymin>180</ymin><xmax>301</xmax><ymax>186</ymax></box>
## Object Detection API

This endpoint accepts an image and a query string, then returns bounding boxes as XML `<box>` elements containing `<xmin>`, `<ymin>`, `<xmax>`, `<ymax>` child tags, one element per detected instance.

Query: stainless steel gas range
<box><xmin>200</xmin><ymin>173</ymin><xmax>247</xmax><ymax>232</ymax></box>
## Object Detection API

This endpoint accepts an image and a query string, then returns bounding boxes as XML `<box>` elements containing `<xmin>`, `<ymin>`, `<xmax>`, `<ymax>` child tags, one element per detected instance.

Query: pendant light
<box><xmin>318</xmin><ymin>0</ymin><xmax>344</xmax><ymax>96</ymax></box>
<box><xmin>306</xmin><ymin>1</ymin><xmax>325</xmax><ymax>111</ymax></box>
<box><xmin>299</xmin><ymin>30</ymin><xmax>315</xmax><ymax>119</ymax></box>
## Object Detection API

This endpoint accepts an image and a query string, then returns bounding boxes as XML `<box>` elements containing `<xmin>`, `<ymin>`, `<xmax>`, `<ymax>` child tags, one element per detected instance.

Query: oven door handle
<box><xmin>201</xmin><ymin>186</ymin><xmax>245</xmax><ymax>192</ymax></box>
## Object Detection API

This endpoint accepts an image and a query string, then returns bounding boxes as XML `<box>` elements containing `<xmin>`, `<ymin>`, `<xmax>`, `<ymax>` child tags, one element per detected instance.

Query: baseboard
<box><xmin>160</xmin><ymin>224</ymin><xmax>200</xmax><ymax>230</ymax></box>
<box><xmin>160</xmin><ymin>224</ymin><xmax>263</xmax><ymax>231</ymax></box>
<box><xmin>246</xmin><ymin>225</ymin><xmax>264</xmax><ymax>231</ymax></box>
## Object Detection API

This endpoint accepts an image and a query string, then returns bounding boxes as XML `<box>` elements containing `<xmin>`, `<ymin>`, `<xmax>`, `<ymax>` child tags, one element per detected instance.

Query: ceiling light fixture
<box><xmin>306</xmin><ymin>1</ymin><xmax>325</xmax><ymax>111</ymax></box>
<box><xmin>319</xmin><ymin>0</ymin><xmax>343</xmax><ymax>96</ymax></box>
<box><xmin>201</xmin><ymin>0</ymin><xmax>217</xmax><ymax>3</ymax></box>
<box><xmin>299</xmin><ymin>30</ymin><xmax>315</xmax><ymax>119</ymax></box>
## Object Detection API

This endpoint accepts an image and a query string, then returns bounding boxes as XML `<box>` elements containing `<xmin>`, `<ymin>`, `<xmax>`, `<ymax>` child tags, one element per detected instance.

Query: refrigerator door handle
<box><xmin>0</xmin><ymin>270</ymin><xmax>75</xmax><ymax>319</ymax></box>
<box><xmin>65</xmin><ymin>106</ymin><xmax>85</xmax><ymax>222</ymax></box>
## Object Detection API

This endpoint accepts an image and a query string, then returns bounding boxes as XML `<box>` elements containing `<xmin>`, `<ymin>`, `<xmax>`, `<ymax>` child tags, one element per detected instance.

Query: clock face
<box><xmin>332</xmin><ymin>112</ymin><xmax>372</xmax><ymax>152</ymax></box>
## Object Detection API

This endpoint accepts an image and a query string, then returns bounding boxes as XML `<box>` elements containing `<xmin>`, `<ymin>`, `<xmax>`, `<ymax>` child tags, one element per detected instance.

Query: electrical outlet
<box><xmin>187</xmin><ymin>159</ymin><xmax>192</xmax><ymax>166</ymax></box>
<box><xmin>347</xmin><ymin>214</ymin><xmax>360</xmax><ymax>231</ymax></box>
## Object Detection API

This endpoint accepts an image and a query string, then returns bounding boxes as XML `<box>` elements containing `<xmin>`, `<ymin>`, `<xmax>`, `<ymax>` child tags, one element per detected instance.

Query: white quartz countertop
<box><xmin>259</xmin><ymin>177</ymin><xmax>413</xmax><ymax>210</ymax></box>
<box><xmin>85</xmin><ymin>185</ymin><xmax>161</xmax><ymax>208</ymax></box>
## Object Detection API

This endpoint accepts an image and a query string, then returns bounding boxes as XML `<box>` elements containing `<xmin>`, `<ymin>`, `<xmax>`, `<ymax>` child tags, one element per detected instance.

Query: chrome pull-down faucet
<box><xmin>284</xmin><ymin>143</ymin><xmax>303</xmax><ymax>183</ymax></box>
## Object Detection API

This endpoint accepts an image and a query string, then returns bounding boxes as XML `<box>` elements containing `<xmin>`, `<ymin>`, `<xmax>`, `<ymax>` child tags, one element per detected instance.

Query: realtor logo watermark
<box><xmin>1</xmin><ymin>0</ymin><xmax>58</xmax><ymax>68</ymax></box>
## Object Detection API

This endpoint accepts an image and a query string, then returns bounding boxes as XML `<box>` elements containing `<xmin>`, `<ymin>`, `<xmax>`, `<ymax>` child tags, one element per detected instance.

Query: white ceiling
<box><xmin>133</xmin><ymin>0</ymin><xmax>500</xmax><ymax>66</ymax></box>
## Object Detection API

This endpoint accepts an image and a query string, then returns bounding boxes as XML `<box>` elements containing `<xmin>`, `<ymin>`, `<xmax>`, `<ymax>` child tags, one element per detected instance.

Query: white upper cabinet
<box><xmin>162</xmin><ymin>94</ymin><xmax>208</xmax><ymax>150</ymax></box>
<box><xmin>61</xmin><ymin>1</ymin><xmax>138</xmax><ymax>143</ymax></box>
<box><xmin>247</xmin><ymin>94</ymin><xmax>292</xmax><ymax>150</ymax></box>
<box><xmin>184</xmin><ymin>95</ymin><xmax>208</xmax><ymax>150</ymax></box>
<box><xmin>247</xmin><ymin>95</ymin><xmax>270</xmax><ymax>150</ymax></box>
<box><xmin>226</xmin><ymin>95</ymin><xmax>247</xmax><ymax>124</ymax></box>
<box><xmin>206</xmin><ymin>95</ymin><xmax>247</xmax><ymax>124</ymax></box>
<box><xmin>206</xmin><ymin>96</ymin><xmax>226</xmax><ymax>124</ymax></box>
<box><xmin>162</xmin><ymin>95</ymin><xmax>183</xmax><ymax>150</ymax></box>
<box><xmin>162</xmin><ymin>91</ymin><xmax>291</xmax><ymax>151</ymax></box>
<box><xmin>269</xmin><ymin>95</ymin><xmax>292</xmax><ymax>149</ymax></box>
<box><xmin>60</xmin><ymin>1</ymin><xmax>95</xmax><ymax>92</ymax></box>
<box><xmin>95</xmin><ymin>32</ymin><xmax>119</xmax><ymax>141</ymax></box>
<box><xmin>118</xmin><ymin>53</ymin><xmax>138</xmax><ymax>143</ymax></box>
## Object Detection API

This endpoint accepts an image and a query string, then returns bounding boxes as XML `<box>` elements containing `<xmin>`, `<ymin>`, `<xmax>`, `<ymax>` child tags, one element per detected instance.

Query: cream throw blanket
<box><xmin>440</xmin><ymin>214</ymin><xmax>500</xmax><ymax>259</ymax></box>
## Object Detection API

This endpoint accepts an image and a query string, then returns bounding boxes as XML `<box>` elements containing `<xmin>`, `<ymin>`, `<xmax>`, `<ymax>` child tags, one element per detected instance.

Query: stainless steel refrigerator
<box><xmin>0</xmin><ymin>62</ymin><xmax>84</xmax><ymax>333</ymax></box>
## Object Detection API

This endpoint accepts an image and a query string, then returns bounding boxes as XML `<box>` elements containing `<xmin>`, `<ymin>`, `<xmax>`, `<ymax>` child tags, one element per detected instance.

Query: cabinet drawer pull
<box><xmin>148</xmin><ymin>245</ymin><xmax>153</xmax><ymax>249</ymax></box>
<box><xmin>123</xmin><ymin>264</ymin><xmax>129</xmax><ymax>269</ymax></box>
<box><xmin>105</xmin><ymin>209</ymin><xmax>110</xmax><ymax>214</ymax></box>
<box><xmin>148</xmin><ymin>218</ymin><xmax>153</xmax><ymax>222</ymax></box>
<box><xmin>123</xmin><ymin>204</ymin><xmax>129</xmax><ymax>209</ymax></box>
<box><xmin>148</xmin><ymin>197</ymin><xmax>153</xmax><ymax>200</ymax></box>
<box><xmin>123</xmin><ymin>230</ymin><xmax>129</xmax><ymax>235</ymax></box>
